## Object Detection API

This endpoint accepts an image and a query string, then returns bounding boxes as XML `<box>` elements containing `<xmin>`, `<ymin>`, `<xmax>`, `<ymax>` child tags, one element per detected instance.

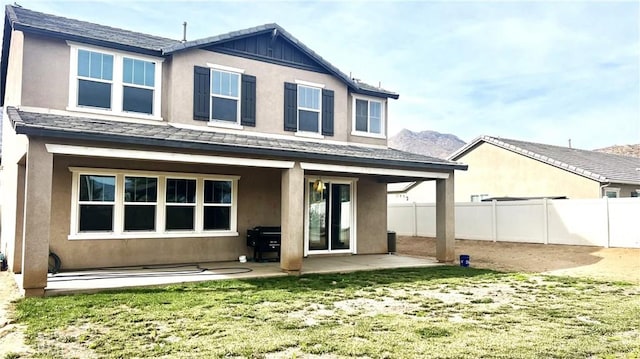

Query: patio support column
<box><xmin>21</xmin><ymin>138</ymin><xmax>53</xmax><ymax>297</ymax></box>
<box><xmin>280</xmin><ymin>162</ymin><xmax>304</xmax><ymax>274</ymax></box>
<box><xmin>436</xmin><ymin>172</ymin><xmax>455</xmax><ymax>262</ymax></box>
<box><xmin>12</xmin><ymin>162</ymin><xmax>26</xmax><ymax>273</ymax></box>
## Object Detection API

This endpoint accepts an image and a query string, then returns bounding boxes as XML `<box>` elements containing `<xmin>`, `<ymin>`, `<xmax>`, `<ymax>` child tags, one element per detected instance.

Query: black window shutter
<box><xmin>284</xmin><ymin>82</ymin><xmax>298</xmax><ymax>132</ymax></box>
<box><xmin>322</xmin><ymin>88</ymin><xmax>334</xmax><ymax>136</ymax></box>
<box><xmin>193</xmin><ymin>66</ymin><xmax>210</xmax><ymax>121</ymax></box>
<box><xmin>241</xmin><ymin>74</ymin><xmax>256</xmax><ymax>126</ymax></box>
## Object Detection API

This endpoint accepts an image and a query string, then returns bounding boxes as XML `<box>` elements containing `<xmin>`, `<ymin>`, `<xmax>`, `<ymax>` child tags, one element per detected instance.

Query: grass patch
<box><xmin>14</xmin><ymin>266</ymin><xmax>640</xmax><ymax>358</ymax></box>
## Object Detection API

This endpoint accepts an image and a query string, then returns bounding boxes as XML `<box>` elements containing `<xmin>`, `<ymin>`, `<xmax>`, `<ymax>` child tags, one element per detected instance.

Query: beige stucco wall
<box><xmin>49</xmin><ymin>152</ymin><xmax>282</xmax><ymax>269</ymax></box>
<box><xmin>4</xmin><ymin>29</ymin><xmax>24</xmax><ymax>106</ymax></box>
<box><xmin>0</xmin><ymin>108</ymin><xmax>28</xmax><ymax>272</ymax></box>
<box><xmin>356</xmin><ymin>176</ymin><xmax>387</xmax><ymax>254</ymax></box>
<box><xmin>454</xmin><ymin>142</ymin><xmax>601</xmax><ymax>201</ymax></box>
<box><xmin>21</xmin><ymin>34</ymin><xmax>69</xmax><ymax>109</ymax></box>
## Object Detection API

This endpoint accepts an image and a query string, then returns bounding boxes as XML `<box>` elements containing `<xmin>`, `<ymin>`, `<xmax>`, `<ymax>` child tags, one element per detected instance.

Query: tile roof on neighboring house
<box><xmin>451</xmin><ymin>135</ymin><xmax>640</xmax><ymax>185</ymax></box>
<box><xmin>7</xmin><ymin>108</ymin><xmax>466</xmax><ymax>172</ymax></box>
<box><xmin>3</xmin><ymin>5</ymin><xmax>397</xmax><ymax>99</ymax></box>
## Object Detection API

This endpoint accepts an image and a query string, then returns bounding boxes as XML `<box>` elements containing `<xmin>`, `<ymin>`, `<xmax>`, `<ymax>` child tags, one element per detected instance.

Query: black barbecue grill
<box><xmin>246</xmin><ymin>226</ymin><xmax>281</xmax><ymax>262</ymax></box>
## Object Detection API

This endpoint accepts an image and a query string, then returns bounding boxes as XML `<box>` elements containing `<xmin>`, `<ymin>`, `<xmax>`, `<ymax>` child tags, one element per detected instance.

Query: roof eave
<box><xmin>13</xmin><ymin>124</ymin><xmax>466</xmax><ymax>172</ymax></box>
<box><xmin>13</xmin><ymin>23</ymin><xmax>166</xmax><ymax>57</ymax></box>
<box><xmin>447</xmin><ymin>136</ymin><xmax>485</xmax><ymax>161</ymax></box>
<box><xmin>352</xmin><ymin>87</ymin><xmax>400</xmax><ymax>100</ymax></box>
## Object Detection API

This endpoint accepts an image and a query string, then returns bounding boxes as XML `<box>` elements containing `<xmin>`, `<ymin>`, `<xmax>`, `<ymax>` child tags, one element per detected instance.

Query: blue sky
<box><xmin>6</xmin><ymin>0</ymin><xmax>640</xmax><ymax>149</ymax></box>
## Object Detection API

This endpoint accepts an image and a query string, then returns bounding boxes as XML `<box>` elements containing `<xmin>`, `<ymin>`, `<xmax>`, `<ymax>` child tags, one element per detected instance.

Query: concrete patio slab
<box><xmin>21</xmin><ymin>254</ymin><xmax>441</xmax><ymax>296</ymax></box>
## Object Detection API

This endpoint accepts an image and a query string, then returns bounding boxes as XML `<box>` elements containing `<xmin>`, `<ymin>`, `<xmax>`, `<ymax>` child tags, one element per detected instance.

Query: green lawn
<box><xmin>11</xmin><ymin>267</ymin><xmax>640</xmax><ymax>359</ymax></box>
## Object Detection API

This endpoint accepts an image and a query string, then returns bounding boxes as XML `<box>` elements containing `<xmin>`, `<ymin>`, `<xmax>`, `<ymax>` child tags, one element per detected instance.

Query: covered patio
<box><xmin>3</xmin><ymin>108</ymin><xmax>465</xmax><ymax>297</ymax></box>
<box><xmin>29</xmin><ymin>254</ymin><xmax>442</xmax><ymax>296</ymax></box>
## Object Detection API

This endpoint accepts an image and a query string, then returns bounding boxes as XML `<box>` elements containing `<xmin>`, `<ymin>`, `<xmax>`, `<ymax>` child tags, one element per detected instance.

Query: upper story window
<box><xmin>69</xmin><ymin>44</ymin><xmax>162</xmax><ymax>120</ymax></box>
<box><xmin>352</xmin><ymin>96</ymin><xmax>385</xmax><ymax>138</ymax></box>
<box><xmin>284</xmin><ymin>80</ymin><xmax>334</xmax><ymax>137</ymax></box>
<box><xmin>297</xmin><ymin>85</ymin><xmax>321</xmax><ymax>133</ymax></box>
<box><xmin>193</xmin><ymin>65</ymin><xmax>256</xmax><ymax>128</ymax></box>
<box><xmin>211</xmin><ymin>69</ymin><xmax>240</xmax><ymax>123</ymax></box>
<box><xmin>122</xmin><ymin>58</ymin><xmax>156</xmax><ymax>114</ymax></box>
<box><xmin>77</xmin><ymin>50</ymin><xmax>113</xmax><ymax>109</ymax></box>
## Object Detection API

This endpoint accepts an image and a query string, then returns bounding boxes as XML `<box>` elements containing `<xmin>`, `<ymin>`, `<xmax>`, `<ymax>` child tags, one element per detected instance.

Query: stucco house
<box><xmin>0</xmin><ymin>6</ymin><xmax>466</xmax><ymax>296</ymax></box>
<box><xmin>393</xmin><ymin>135</ymin><xmax>640</xmax><ymax>203</ymax></box>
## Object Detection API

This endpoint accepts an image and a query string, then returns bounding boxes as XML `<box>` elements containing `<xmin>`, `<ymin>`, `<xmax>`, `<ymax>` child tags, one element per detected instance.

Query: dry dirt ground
<box><xmin>1</xmin><ymin>237</ymin><xmax>639</xmax><ymax>357</ymax></box>
<box><xmin>397</xmin><ymin>236</ymin><xmax>640</xmax><ymax>283</ymax></box>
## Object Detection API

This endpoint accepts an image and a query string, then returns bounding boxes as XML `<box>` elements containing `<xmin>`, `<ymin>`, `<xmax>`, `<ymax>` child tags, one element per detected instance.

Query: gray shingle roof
<box><xmin>6</xmin><ymin>5</ymin><xmax>180</xmax><ymax>53</ymax></box>
<box><xmin>5</xmin><ymin>5</ymin><xmax>397</xmax><ymax>99</ymax></box>
<box><xmin>7</xmin><ymin>107</ymin><xmax>465</xmax><ymax>172</ymax></box>
<box><xmin>451</xmin><ymin>135</ymin><xmax>640</xmax><ymax>185</ymax></box>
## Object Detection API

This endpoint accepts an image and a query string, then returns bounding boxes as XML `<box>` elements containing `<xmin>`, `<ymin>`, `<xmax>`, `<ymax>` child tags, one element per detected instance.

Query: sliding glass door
<box><xmin>306</xmin><ymin>179</ymin><xmax>354</xmax><ymax>254</ymax></box>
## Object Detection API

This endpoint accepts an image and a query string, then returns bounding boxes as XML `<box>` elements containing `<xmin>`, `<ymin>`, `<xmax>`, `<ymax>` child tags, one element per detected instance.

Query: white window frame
<box><xmin>203</xmin><ymin>179</ymin><xmax>234</xmax><ymax>231</ymax></box>
<box><xmin>303</xmin><ymin>176</ymin><xmax>358</xmax><ymax>256</ymax></box>
<box><xmin>77</xmin><ymin>174</ymin><xmax>116</xmax><ymax>233</ymax></box>
<box><xmin>351</xmin><ymin>95</ymin><xmax>386</xmax><ymax>139</ymax></box>
<box><xmin>205</xmin><ymin>63</ymin><xmax>244</xmax><ymax>129</ymax></box>
<box><xmin>165</xmin><ymin>176</ymin><xmax>198</xmax><ymax>231</ymax></box>
<box><xmin>69</xmin><ymin>168</ymin><xmax>239</xmax><ymax>240</ymax></box>
<box><xmin>603</xmin><ymin>187</ymin><xmax>620</xmax><ymax>198</ymax></box>
<box><xmin>123</xmin><ymin>175</ymin><xmax>159</xmax><ymax>232</ymax></box>
<box><xmin>295</xmin><ymin>80</ymin><xmax>324</xmax><ymax>137</ymax></box>
<box><xmin>67</xmin><ymin>42</ymin><xmax>163</xmax><ymax>121</ymax></box>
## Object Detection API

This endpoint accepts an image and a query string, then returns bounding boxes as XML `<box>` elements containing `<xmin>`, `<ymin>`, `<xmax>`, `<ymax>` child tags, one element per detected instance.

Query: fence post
<box><xmin>543</xmin><ymin>198</ymin><xmax>549</xmax><ymax>245</ymax></box>
<box><xmin>412</xmin><ymin>202</ymin><xmax>418</xmax><ymax>237</ymax></box>
<box><xmin>605</xmin><ymin>197</ymin><xmax>610</xmax><ymax>248</ymax></box>
<box><xmin>491</xmin><ymin>199</ymin><xmax>497</xmax><ymax>242</ymax></box>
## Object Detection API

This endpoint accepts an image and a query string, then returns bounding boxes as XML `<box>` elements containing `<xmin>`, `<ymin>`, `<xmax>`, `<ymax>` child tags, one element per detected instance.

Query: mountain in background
<box><xmin>594</xmin><ymin>144</ymin><xmax>640</xmax><ymax>158</ymax></box>
<box><xmin>389</xmin><ymin>129</ymin><xmax>466</xmax><ymax>159</ymax></box>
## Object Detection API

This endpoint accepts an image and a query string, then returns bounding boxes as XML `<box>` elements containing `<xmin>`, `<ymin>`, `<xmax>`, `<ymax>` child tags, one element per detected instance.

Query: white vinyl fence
<box><xmin>388</xmin><ymin>198</ymin><xmax>640</xmax><ymax>248</ymax></box>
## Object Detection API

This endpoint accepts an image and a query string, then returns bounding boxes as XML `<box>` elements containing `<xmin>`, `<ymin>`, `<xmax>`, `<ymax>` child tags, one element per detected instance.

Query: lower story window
<box><xmin>203</xmin><ymin>180</ymin><xmax>232</xmax><ymax>230</ymax></box>
<box><xmin>78</xmin><ymin>175</ymin><xmax>115</xmax><ymax>232</ymax></box>
<box><xmin>124</xmin><ymin>176</ymin><xmax>157</xmax><ymax>231</ymax></box>
<box><xmin>166</xmin><ymin>178</ymin><xmax>196</xmax><ymax>231</ymax></box>
<box><xmin>71</xmin><ymin>169</ymin><xmax>239</xmax><ymax>238</ymax></box>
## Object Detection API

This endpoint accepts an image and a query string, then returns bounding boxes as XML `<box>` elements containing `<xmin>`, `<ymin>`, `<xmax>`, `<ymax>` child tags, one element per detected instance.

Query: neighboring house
<box><xmin>396</xmin><ymin>135</ymin><xmax>640</xmax><ymax>203</ymax></box>
<box><xmin>0</xmin><ymin>6</ymin><xmax>466</xmax><ymax>296</ymax></box>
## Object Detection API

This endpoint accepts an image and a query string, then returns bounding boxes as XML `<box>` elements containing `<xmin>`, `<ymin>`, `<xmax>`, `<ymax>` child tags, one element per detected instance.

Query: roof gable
<box><xmin>163</xmin><ymin>24</ymin><xmax>399</xmax><ymax>99</ymax></box>
<box><xmin>204</xmin><ymin>29</ymin><xmax>328</xmax><ymax>74</ymax></box>
<box><xmin>451</xmin><ymin>135</ymin><xmax>640</xmax><ymax>185</ymax></box>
